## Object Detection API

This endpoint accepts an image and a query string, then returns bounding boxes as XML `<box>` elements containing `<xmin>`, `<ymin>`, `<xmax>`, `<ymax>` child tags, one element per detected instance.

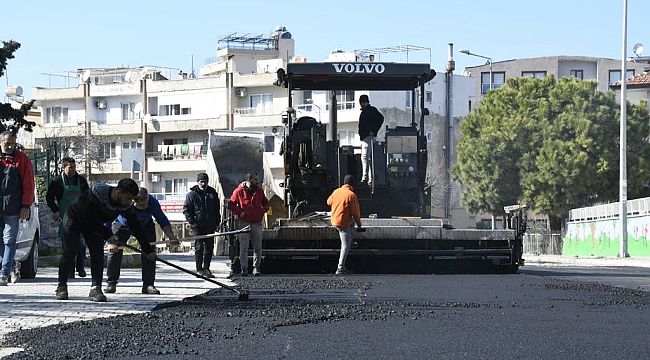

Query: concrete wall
<box><xmin>557</xmin><ymin>60</ymin><xmax>597</xmax><ymax>80</ymax></box>
<box><xmin>564</xmin><ymin>216</ymin><xmax>650</xmax><ymax>256</ymax></box>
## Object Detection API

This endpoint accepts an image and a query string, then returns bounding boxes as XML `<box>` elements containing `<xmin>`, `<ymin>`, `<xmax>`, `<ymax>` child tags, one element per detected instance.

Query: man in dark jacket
<box><xmin>358</xmin><ymin>95</ymin><xmax>384</xmax><ymax>185</ymax></box>
<box><xmin>46</xmin><ymin>157</ymin><xmax>89</xmax><ymax>278</ymax></box>
<box><xmin>0</xmin><ymin>131</ymin><xmax>34</xmax><ymax>286</ymax></box>
<box><xmin>228</xmin><ymin>172</ymin><xmax>269</xmax><ymax>276</ymax></box>
<box><xmin>55</xmin><ymin>178</ymin><xmax>154</xmax><ymax>302</ymax></box>
<box><xmin>183</xmin><ymin>172</ymin><xmax>220</xmax><ymax>278</ymax></box>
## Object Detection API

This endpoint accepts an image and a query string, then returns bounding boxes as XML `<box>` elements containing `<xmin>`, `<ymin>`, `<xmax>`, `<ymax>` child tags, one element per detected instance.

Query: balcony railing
<box><xmin>234</xmin><ymin>107</ymin><xmax>275</xmax><ymax>116</ymax></box>
<box><xmin>150</xmin><ymin>192</ymin><xmax>187</xmax><ymax>201</ymax></box>
<box><xmin>148</xmin><ymin>145</ymin><xmax>207</xmax><ymax>161</ymax></box>
<box><xmin>325</xmin><ymin>101</ymin><xmax>356</xmax><ymax>111</ymax></box>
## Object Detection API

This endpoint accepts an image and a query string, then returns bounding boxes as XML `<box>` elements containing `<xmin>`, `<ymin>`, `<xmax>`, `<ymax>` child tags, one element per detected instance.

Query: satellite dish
<box><xmin>235</xmin><ymin>88</ymin><xmax>247</xmax><ymax>97</ymax></box>
<box><xmin>81</xmin><ymin>70</ymin><xmax>91</xmax><ymax>83</ymax></box>
<box><xmin>134</xmin><ymin>102</ymin><xmax>144</xmax><ymax>116</ymax></box>
<box><xmin>95</xmin><ymin>99</ymin><xmax>107</xmax><ymax>109</ymax></box>
<box><xmin>633</xmin><ymin>43</ymin><xmax>644</xmax><ymax>57</ymax></box>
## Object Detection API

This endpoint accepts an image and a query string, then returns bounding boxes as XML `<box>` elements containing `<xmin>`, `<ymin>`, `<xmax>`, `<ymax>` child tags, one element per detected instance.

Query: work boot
<box><xmin>10</xmin><ymin>263</ymin><xmax>20</xmax><ymax>283</ymax></box>
<box><xmin>104</xmin><ymin>282</ymin><xmax>117</xmax><ymax>293</ymax></box>
<box><xmin>241</xmin><ymin>268</ymin><xmax>248</xmax><ymax>277</ymax></box>
<box><xmin>0</xmin><ymin>275</ymin><xmax>8</xmax><ymax>286</ymax></box>
<box><xmin>252</xmin><ymin>267</ymin><xmax>261</xmax><ymax>277</ymax></box>
<box><xmin>88</xmin><ymin>286</ymin><xmax>107</xmax><ymax>302</ymax></box>
<box><xmin>77</xmin><ymin>268</ymin><xmax>87</xmax><ymax>278</ymax></box>
<box><xmin>55</xmin><ymin>284</ymin><xmax>68</xmax><ymax>300</ymax></box>
<box><xmin>10</xmin><ymin>265</ymin><xmax>20</xmax><ymax>284</ymax></box>
<box><xmin>202</xmin><ymin>269</ymin><xmax>215</xmax><ymax>278</ymax></box>
<box><xmin>142</xmin><ymin>285</ymin><xmax>160</xmax><ymax>295</ymax></box>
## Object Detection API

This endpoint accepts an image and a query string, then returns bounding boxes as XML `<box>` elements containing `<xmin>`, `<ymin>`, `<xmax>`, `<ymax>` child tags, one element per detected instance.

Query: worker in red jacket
<box><xmin>227</xmin><ymin>172</ymin><xmax>269</xmax><ymax>276</ymax></box>
<box><xmin>0</xmin><ymin>131</ymin><xmax>35</xmax><ymax>286</ymax></box>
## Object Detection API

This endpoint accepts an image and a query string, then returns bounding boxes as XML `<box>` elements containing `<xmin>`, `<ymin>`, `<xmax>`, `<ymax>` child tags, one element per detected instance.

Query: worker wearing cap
<box><xmin>327</xmin><ymin>174</ymin><xmax>362</xmax><ymax>275</ymax></box>
<box><xmin>183</xmin><ymin>173</ymin><xmax>220</xmax><ymax>278</ymax></box>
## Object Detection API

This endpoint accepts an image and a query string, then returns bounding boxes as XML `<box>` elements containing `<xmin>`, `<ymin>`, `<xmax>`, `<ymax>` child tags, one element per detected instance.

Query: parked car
<box><xmin>14</xmin><ymin>197</ymin><xmax>40</xmax><ymax>279</ymax></box>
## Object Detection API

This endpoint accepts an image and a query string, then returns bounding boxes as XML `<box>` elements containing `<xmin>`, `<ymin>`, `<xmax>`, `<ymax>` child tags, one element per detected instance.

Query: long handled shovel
<box><xmin>124</xmin><ymin>244</ymin><xmax>250</xmax><ymax>301</ymax></box>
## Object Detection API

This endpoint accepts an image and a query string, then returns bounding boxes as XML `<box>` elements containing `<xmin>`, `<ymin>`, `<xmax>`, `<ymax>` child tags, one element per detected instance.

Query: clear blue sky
<box><xmin>3</xmin><ymin>0</ymin><xmax>649</xmax><ymax>98</ymax></box>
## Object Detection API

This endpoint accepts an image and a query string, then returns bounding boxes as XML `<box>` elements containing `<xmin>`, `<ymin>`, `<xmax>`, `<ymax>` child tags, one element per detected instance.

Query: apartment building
<box><xmin>31</xmin><ymin>27</ymin><xmax>295</xmax><ymax>219</ymax></box>
<box><xmin>463</xmin><ymin>56</ymin><xmax>648</xmax><ymax>106</ymax></box>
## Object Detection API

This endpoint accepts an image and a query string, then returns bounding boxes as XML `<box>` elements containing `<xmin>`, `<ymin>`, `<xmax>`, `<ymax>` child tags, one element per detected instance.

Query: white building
<box><xmin>30</xmin><ymin>28</ymin><xmax>296</xmax><ymax>220</ymax></box>
<box><xmin>463</xmin><ymin>55</ymin><xmax>648</xmax><ymax>106</ymax></box>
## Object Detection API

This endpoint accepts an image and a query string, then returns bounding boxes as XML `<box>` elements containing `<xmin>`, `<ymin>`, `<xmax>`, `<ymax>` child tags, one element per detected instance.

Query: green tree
<box><xmin>453</xmin><ymin>76</ymin><xmax>650</xmax><ymax>230</ymax></box>
<box><xmin>1</xmin><ymin>40</ymin><xmax>36</xmax><ymax>133</ymax></box>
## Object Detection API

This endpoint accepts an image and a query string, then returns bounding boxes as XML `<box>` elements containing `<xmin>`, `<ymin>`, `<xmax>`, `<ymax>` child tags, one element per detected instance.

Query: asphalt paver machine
<box><xmin>240</xmin><ymin>61</ymin><xmax>526</xmax><ymax>273</ymax></box>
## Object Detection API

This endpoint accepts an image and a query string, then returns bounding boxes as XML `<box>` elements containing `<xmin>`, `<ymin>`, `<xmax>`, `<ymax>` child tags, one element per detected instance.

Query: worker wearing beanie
<box><xmin>182</xmin><ymin>172</ymin><xmax>221</xmax><ymax>278</ymax></box>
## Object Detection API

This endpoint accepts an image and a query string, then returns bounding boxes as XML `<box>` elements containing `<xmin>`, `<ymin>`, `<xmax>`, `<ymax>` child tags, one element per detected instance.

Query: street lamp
<box><xmin>619</xmin><ymin>0</ymin><xmax>629</xmax><ymax>258</ymax></box>
<box><xmin>459</xmin><ymin>49</ymin><xmax>493</xmax><ymax>93</ymax></box>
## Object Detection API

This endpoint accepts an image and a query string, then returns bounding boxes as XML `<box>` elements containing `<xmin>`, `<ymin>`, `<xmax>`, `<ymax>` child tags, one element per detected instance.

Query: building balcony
<box><xmin>146</xmin><ymin>149</ymin><xmax>208</xmax><ymax>173</ymax></box>
<box><xmin>95</xmin><ymin>160</ymin><xmax>129</xmax><ymax>175</ymax></box>
<box><xmin>91</xmin><ymin>121</ymin><xmax>142</xmax><ymax>136</ymax></box>
<box><xmin>32</xmin><ymin>86</ymin><xmax>85</xmax><ymax>100</ymax></box>
<box><xmin>233</xmin><ymin>109</ymin><xmax>283</xmax><ymax>128</ymax></box>
<box><xmin>91</xmin><ymin>82</ymin><xmax>141</xmax><ymax>97</ymax></box>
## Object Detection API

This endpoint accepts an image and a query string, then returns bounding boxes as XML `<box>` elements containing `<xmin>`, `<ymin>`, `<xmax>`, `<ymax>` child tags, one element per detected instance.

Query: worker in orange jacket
<box><xmin>327</xmin><ymin>174</ymin><xmax>362</xmax><ymax>274</ymax></box>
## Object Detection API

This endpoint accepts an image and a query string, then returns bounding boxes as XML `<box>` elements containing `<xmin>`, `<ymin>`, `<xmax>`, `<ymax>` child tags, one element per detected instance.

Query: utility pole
<box><xmin>444</xmin><ymin>43</ymin><xmax>455</xmax><ymax>220</ymax></box>
<box><xmin>83</xmin><ymin>80</ymin><xmax>92</xmax><ymax>180</ymax></box>
<box><xmin>619</xmin><ymin>0</ymin><xmax>629</xmax><ymax>257</ymax></box>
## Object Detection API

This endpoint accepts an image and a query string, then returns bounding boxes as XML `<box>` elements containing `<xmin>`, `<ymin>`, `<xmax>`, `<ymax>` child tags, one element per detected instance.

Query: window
<box><xmin>121</xmin><ymin>102</ymin><xmax>136</xmax><ymax>121</ymax></box>
<box><xmin>336</xmin><ymin>90</ymin><xmax>355</xmax><ymax>109</ymax></box>
<box><xmin>45</xmin><ymin>106</ymin><xmax>69</xmax><ymax>124</ymax></box>
<box><xmin>303</xmin><ymin>90</ymin><xmax>312</xmax><ymax>103</ymax></box>
<box><xmin>264</xmin><ymin>135</ymin><xmax>275</xmax><ymax>152</ymax></box>
<box><xmin>99</xmin><ymin>142</ymin><xmax>117</xmax><ymax>161</ymax></box>
<box><xmin>521</xmin><ymin>71</ymin><xmax>547</xmax><ymax>79</ymax></box>
<box><xmin>425</xmin><ymin>91</ymin><xmax>432</xmax><ymax>103</ymax></box>
<box><xmin>570</xmin><ymin>70</ymin><xmax>584</xmax><ymax>80</ymax></box>
<box><xmin>405</xmin><ymin>91</ymin><xmax>412</xmax><ymax>108</ymax></box>
<box><xmin>164</xmin><ymin>178</ymin><xmax>188</xmax><ymax>195</ymax></box>
<box><xmin>337</xmin><ymin>130</ymin><xmax>357</xmax><ymax>146</ymax></box>
<box><xmin>158</xmin><ymin>104</ymin><xmax>182</xmax><ymax>116</ymax></box>
<box><xmin>148</xmin><ymin>97</ymin><xmax>158</xmax><ymax>116</ymax></box>
<box><xmin>122</xmin><ymin>140</ymin><xmax>142</xmax><ymax>149</ymax></box>
<box><xmin>163</xmin><ymin>138</ymin><xmax>188</xmax><ymax>145</ymax></box>
<box><xmin>481</xmin><ymin>72</ymin><xmax>505</xmax><ymax>94</ymax></box>
<box><xmin>250</xmin><ymin>94</ymin><xmax>273</xmax><ymax>114</ymax></box>
<box><xmin>609</xmin><ymin>69</ymin><xmax>636</xmax><ymax>84</ymax></box>
<box><xmin>336</xmin><ymin>90</ymin><xmax>355</xmax><ymax>103</ymax></box>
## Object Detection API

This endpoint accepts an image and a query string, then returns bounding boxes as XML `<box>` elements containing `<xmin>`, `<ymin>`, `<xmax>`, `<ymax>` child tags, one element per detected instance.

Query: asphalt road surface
<box><xmin>3</xmin><ymin>265</ymin><xmax>649</xmax><ymax>360</ymax></box>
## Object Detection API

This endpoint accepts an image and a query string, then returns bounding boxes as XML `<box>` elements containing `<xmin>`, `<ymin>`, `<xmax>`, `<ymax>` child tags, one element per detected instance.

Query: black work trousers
<box><xmin>193</xmin><ymin>226</ymin><xmax>215</xmax><ymax>271</ymax></box>
<box><xmin>58</xmin><ymin>216</ymin><xmax>104</xmax><ymax>287</ymax></box>
<box><xmin>106</xmin><ymin>221</ymin><xmax>156</xmax><ymax>287</ymax></box>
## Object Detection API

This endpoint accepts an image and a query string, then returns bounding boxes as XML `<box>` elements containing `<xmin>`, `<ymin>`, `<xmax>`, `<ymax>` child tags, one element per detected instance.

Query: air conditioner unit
<box><xmin>235</xmin><ymin>88</ymin><xmax>247</xmax><ymax>97</ymax></box>
<box><xmin>150</xmin><ymin>173</ymin><xmax>160</xmax><ymax>183</ymax></box>
<box><xmin>95</xmin><ymin>99</ymin><xmax>107</xmax><ymax>110</ymax></box>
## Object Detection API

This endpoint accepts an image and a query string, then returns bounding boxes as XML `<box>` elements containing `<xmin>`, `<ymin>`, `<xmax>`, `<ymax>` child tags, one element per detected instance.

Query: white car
<box><xmin>14</xmin><ymin>199</ymin><xmax>40</xmax><ymax>279</ymax></box>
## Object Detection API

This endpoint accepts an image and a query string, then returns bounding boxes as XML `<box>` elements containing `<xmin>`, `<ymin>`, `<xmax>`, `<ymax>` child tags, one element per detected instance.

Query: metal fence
<box><xmin>523</xmin><ymin>232</ymin><xmax>563</xmax><ymax>255</ymax></box>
